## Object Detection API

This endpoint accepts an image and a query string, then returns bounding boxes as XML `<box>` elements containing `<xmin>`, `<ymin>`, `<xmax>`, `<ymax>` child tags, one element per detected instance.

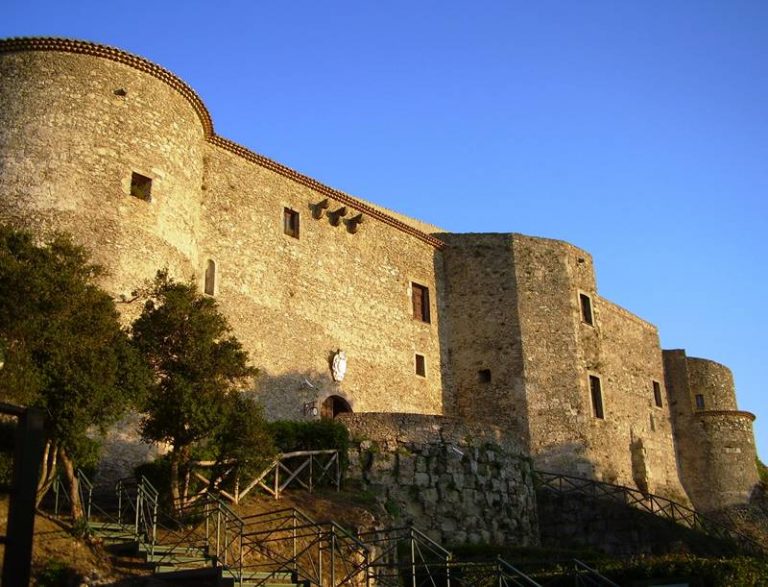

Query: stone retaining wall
<box><xmin>339</xmin><ymin>413</ymin><xmax>538</xmax><ymax>547</ymax></box>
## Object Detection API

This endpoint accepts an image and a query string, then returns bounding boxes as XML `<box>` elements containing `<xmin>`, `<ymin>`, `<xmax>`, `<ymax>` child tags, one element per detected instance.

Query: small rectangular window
<box><xmin>579</xmin><ymin>293</ymin><xmax>594</xmax><ymax>326</ymax></box>
<box><xmin>412</xmin><ymin>283</ymin><xmax>431</xmax><ymax>323</ymax></box>
<box><xmin>589</xmin><ymin>375</ymin><xmax>604</xmax><ymax>419</ymax></box>
<box><xmin>415</xmin><ymin>354</ymin><xmax>426</xmax><ymax>377</ymax></box>
<box><xmin>478</xmin><ymin>369</ymin><xmax>491</xmax><ymax>383</ymax></box>
<box><xmin>204</xmin><ymin>259</ymin><xmax>216</xmax><ymax>296</ymax></box>
<box><xmin>130</xmin><ymin>172</ymin><xmax>152</xmax><ymax>201</ymax></box>
<box><xmin>653</xmin><ymin>381</ymin><xmax>663</xmax><ymax>408</ymax></box>
<box><xmin>695</xmin><ymin>394</ymin><xmax>705</xmax><ymax>410</ymax></box>
<box><xmin>284</xmin><ymin>208</ymin><xmax>300</xmax><ymax>238</ymax></box>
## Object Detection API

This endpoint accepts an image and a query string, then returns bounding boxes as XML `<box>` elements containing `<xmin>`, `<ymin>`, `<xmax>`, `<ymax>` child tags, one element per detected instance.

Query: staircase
<box><xmin>44</xmin><ymin>470</ymin><xmax>625</xmax><ymax>586</ymax></box>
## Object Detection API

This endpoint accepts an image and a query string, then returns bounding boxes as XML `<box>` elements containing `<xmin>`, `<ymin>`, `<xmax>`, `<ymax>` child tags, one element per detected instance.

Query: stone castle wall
<box><xmin>200</xmin><ymin>142</ymin><xmax>450</xmax><ymax>419</ymax></box>
<box><xmin>0</xmin><ymin>48</ymin><xmax>206</xmax><ymax>307</ymax></box>
<box><xmin>439</xmin><ymin>233</ymin><xmax>529</xmax><ymax>447</ymax></box>
<box><xmin>664</xmin><ymin>350</ymin><xmax>759</xmax><ymax>512</ymax></box>
<box><xmin>0</xmin><ymin>38</ymin><xmax>759</xmax><ymax>515</ymax></box>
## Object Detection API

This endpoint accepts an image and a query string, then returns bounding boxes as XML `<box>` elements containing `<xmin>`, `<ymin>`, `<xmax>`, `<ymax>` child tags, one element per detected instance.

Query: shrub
<box><xmin>269</xmin><ymin>419</ymin><xmax>349</xmax><ymax>456</ymax></box>
<box><xmin>757</xmin><ymin>456</ymin><xmax>768</xmax><ymax>485</ymax></box>
<box><xmin>269</xmin><ymin>419</ymin><xmax>350</xmax><ymax>479</ymax></box>
<box><xmin>35</xmin><ymin>558</ymin><xmax>78</xmax><ymax>587</ymax></box>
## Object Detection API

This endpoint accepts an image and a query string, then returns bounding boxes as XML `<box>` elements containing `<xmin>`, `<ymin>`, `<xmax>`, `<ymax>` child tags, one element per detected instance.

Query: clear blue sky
<box><xmin>4</xmin><ymin>1</ymin><xmax>767</xmax><ymax>459</ymax></box>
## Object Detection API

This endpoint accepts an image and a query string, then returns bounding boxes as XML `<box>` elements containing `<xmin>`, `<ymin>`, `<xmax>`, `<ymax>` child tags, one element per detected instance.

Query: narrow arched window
<box><xmin>204</xmin><ymin>259</ymin><xmax>216</xmax><ymax>296</ymax></box>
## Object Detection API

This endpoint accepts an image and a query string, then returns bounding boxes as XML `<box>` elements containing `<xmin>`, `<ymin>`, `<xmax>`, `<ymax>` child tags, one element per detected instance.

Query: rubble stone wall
<box><xmin>339</xmin><ymin>413</ymin><xmax>539</xmax><ymax>548</ymax></box>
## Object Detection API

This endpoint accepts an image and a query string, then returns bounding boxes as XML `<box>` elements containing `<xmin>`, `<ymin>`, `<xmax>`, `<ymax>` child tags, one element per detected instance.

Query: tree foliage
<box><xmin>131</xmin><ymin>271</ymin><xmax>261</xmax><ymax>509</ymax></box>
<box><xmin>0</xmin><ymin>226</ymin><xmax>149</xmax><ymax>517</ymax></box>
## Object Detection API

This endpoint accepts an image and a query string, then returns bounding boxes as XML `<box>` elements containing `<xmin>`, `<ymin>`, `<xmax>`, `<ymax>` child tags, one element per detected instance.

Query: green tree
<box><xmin>758</xmin><ymin>456</ymin><xmax>768</xmax><ymax>485</ymax></box>
<box><xmin>131</xmin><ymin>272</ymin><xmax>259</xmax><ymax>511</ymax></box>
<box><xmin>0</xmin><ymin>226</ymin><xmax>149</xmax><ymax>520</ymax></box>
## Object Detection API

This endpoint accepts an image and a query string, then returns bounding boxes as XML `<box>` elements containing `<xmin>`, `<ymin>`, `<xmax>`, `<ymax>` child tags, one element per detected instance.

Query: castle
<box><xmin>0</xmin><ymin>37</ymin><xmax>759</xmax><ymax>515</ymax></box>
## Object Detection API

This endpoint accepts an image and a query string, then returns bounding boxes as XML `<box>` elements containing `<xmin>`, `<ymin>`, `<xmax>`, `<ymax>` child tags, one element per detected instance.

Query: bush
<box><xmin>599</xmin><ymin>554</ymin><xmax>768</xmax><ymax>586</ymax></box>
<box><xmin>269</xmin><ymin>419</ymin><xmax>349</xmax><ymax>454</ymax></box>
<box><xmin>269</xmin><ymin>419</ymin><xmax>350</xmax><ymax>476</ymax></box>
<box><xmin>35</xmin><ymin>558</ymin><xmax>78</xmax><ymax>587</ymax></box>
<box><xmin>757</xmin><ymin>456</ymin><xmax>768</xmax><ymax>485</ymax></box>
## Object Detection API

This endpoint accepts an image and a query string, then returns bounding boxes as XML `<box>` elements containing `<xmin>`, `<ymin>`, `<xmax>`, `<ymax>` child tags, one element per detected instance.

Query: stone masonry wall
<box><xmin>686</xmin><ymin>358</ymin><xmax>738</xmax><ymax>411</ymax></box>
<box><xmin>0</xmin><ymin>50</ymin><xmax>206</xmax><ymax>309</ymax></box>
<box><xmin>511</xmin><ymin>235</ymin><xmax>592</xmax><ymax>475</ymax></box>
<box><xmin>0</xmin><ymin>39</ymin><xmax>758</xmax><ymax>515</ymax></box>
<box><xmin>663</xmin><ymin>350</ymin><xmax>760</xmax><ymax>512</ymax></box>
<box><xmin>594</xmin><ymin>299</ymin><xmax>688</xmax><ymax>500</ymax></box>
<box><xmin>339</xmin><ymin>413</ymin><xmax>538</xmax><ymax>548</ymax></box>
<box><xmin>439</xmin><ymin>233</ymin><xmax>529</xmax><ymax>447</ymax></box>
<box><xmin>202</xmin><ymin>143</ymin><xmax>450</xmax><ymax>420</ymax></box>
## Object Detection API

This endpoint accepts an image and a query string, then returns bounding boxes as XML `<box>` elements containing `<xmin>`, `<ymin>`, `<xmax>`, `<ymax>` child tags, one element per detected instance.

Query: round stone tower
<box><xmin>0</xmin><ymin>38</ymin><xmax>211</xmax><ymax>300</ymax></box>
<box><xmin>663</xmin><ymin>350</ymin><xmax>759</xmax><ymax>512</ymax></box>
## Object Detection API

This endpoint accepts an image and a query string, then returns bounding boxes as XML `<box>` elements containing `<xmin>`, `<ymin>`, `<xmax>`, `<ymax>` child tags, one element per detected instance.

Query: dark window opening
<box><xmin>695</xmin><ymin>394</ymin><xmax>705</xmax><ymax>410</ymax></box>
<box><xmin>478</xmin><ymin>369</ymin><xmax>492</xmax><ymax>383</ymax></box>
<box><xmin>653</xmin><ymin>380</ymin><xmax>663</xmax><ymax>408</ymax></box>
<box><xmin>590</xmin><ymin>375</ymin><xmax>604</xmax><ymax>419</ymax></box>
<box><xmin>130</xmin><ymin>172</ymin><xmax>152</xmax><ymax>201</ymax></box>
<box><xmin>415</xmin><ymin>354</ymin><xmax>426</xmax><ymax>377</ymax></box>
<box><xmin>284</xmin><ymin>208</ymin><xmax>300</xmax><ymax>238</ymax></box>
<box><xmin>580</xmin><ymin>293</ymin><xmax>594</xmax><ymax>326</ymax></box>
<box><xmin>412</xmin><ymin>283</ymin><xmax>431</xmax><ymax>323</ymax></box>
<box><xmin>204</xmin><ymin>259</ymin><xmax>216</xmax><ymax>296</ymax></box>
<box><xmin>320</xmin><ymin>395</ymin><xmax>352</xmax><ymax>419</ymax></box>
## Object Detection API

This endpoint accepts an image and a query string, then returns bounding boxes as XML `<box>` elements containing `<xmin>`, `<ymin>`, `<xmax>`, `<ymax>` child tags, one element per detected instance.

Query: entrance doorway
<box><xmin>320</xmin><ymin>395</ymin><xmax>352</xmax><ymax>419</ymax></box>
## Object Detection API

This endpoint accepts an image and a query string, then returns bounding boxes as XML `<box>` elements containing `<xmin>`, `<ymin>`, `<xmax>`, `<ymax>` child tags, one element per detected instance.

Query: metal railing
<box><xmin>569</xmin><ymin>560</ymin><xmax>620</xmax><ymax>587</ymax></box>
<box><xmin>236</xmin><ymin>507</ymin><xmax>370</xmax><ymax>586</ymax></box>
<box><xmin>446</xmin><ymin>557</ymin><xmax>542</xmax><ymax>587</ymax></box>
<box><xmin>140</xmin><ymin>493</ymin><xmax>236</xmax><ymax>576</ymax></box>
<box><xmin>535</xmin><ymin>471</ymin><xmax>766</xmax><ymax>556</ymax></box>
<box><xmin>357</xmin><ymin>526</ymin><xmax>451</xmax><ymax>587</ymax></box>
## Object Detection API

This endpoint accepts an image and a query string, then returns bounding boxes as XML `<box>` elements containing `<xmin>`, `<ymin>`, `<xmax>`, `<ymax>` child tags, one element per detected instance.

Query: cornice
<box><xmin>209</xmin><ymin>137</ymin><xmax>446</xmax><ymax>250</ymax></box>
<box><xmin>697</xmin><ymin>410</ymin><xmax>756</xmax><ymax>422</ymax></box>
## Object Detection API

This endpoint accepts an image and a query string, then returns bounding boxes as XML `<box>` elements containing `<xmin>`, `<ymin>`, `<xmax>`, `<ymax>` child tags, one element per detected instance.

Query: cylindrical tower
<box><xmin>0</xmin><ymin>38</ymin><xmax>211</xmax><ymax>301</ymax></box>
<box><xmin>663</xmin><ymin>350</ymin><xmax>759</xmax><ymax>512</ymax></box>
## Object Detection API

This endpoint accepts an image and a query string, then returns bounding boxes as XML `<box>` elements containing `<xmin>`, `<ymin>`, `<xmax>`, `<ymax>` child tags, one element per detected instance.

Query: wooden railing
<box><xmin>192</xmin><ymin>449</ymin><xmax>341</xmax><ymax>504</ymax></box>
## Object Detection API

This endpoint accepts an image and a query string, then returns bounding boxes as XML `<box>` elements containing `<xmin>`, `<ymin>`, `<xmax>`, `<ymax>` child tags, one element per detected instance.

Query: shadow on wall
<box><xmin>533</xmin><ymin>442</ymin><xmax>598</xmax><ymax>481</ymax></box>
<box><xmin>254</xmin><ymin>368</ymin><xmax>354</xmax><ymax>422</ymax></box>
<box><xmin>431</xmin><ymin>247</ymin><xmax>456</xmax><ymax>418</ymax></box>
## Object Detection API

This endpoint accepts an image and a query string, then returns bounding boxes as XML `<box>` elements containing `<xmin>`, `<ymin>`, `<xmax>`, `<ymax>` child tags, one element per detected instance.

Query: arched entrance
<box><xmin>320</xmin><ymin>395</ymin><xmax>352</xmax><ymax>419</ymax></box>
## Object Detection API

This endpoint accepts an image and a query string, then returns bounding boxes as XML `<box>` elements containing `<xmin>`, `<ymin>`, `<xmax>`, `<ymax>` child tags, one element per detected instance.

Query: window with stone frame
<box><xmin>204</xmin><ymin>259</ymin><xmax>216</xmax><ymax>296</ymax></box>
<box><xmin>590</xmin><ymin>374</ymin><xmax>604</xmax><ymax>419</ymax></box>
<box><xmin>130</xmin><ymin>172</ymin><xmax>152</xmax><ymax>201</ymax></box>
<box><xmin>653</xmin><ymin>380</ymin><xmax>663</xmax><ymax>408</ymax></box>
<box><xmin>415</xmin><ymin>353</ymin><xmax>426</xmax><ymax>377</ymax></box>
<box><xmin>411</xmin><ymin>282</ymin><xmax>431</xmax><ymax>323</ymax></box>
<box><xmin>695</xmin><ymin>394</ymin><xmax>705</xmax><ymax>410</ymax></box>
<box><xmin>579</xmin><ymin>292</ymin><xmax>594</xmax><ymax>326</ymax></box>
<box><xmin>283</xmin><ymin>207</ymin><xmax>300</xmax><ymax>238</ymax></box>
